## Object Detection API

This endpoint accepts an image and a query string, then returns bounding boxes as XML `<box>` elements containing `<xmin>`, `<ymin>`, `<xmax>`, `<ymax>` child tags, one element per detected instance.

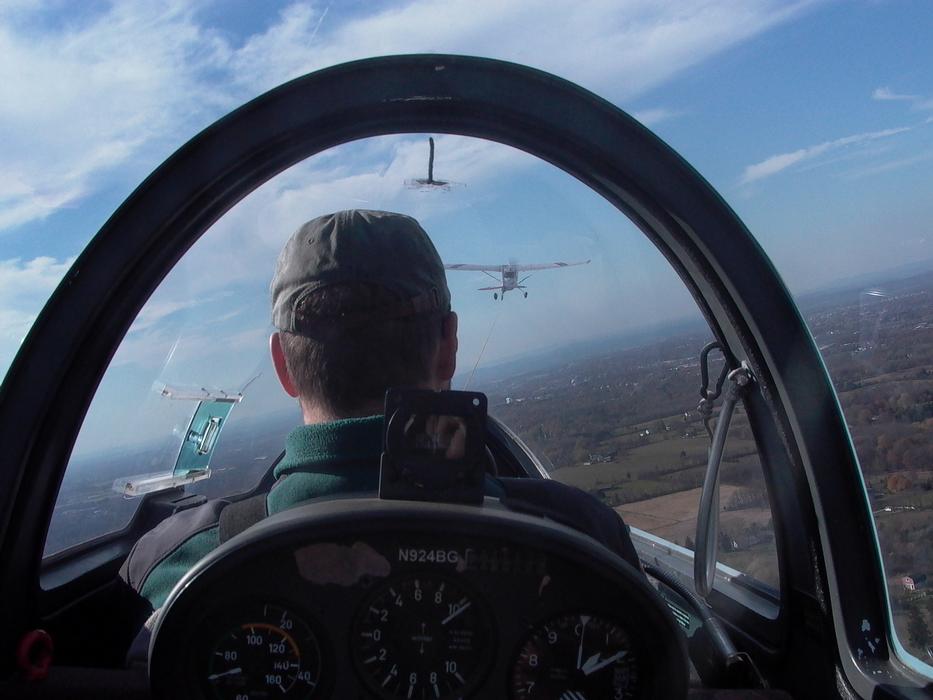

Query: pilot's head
<box><xmin>269</xmin><ymin>210</ymin><xmax>458</xmax><ymax>423</ymax></box>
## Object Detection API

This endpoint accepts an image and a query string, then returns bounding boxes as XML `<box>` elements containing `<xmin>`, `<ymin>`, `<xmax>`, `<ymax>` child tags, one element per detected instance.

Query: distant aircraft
<box><xmin>444</xmin><ymin>259</ymin><xmax>590</xmax><ymax>299</ymax></box>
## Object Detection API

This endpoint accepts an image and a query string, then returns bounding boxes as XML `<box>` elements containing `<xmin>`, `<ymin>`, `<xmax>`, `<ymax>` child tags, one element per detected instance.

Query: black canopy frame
<box><xmin>0</xmin><ymin>54</ymin><xmax>918</xmax><ymax>696</ymax></box>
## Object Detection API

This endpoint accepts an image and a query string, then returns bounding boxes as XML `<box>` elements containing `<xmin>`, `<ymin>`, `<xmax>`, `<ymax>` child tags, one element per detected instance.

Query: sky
<box><xmin>2</xmin><ymin>0</ymin><xmax>933</xmax><ymax>454</ymax></box>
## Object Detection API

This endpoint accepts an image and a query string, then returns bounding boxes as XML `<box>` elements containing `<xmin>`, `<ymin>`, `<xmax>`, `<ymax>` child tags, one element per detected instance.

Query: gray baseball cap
<box><xmin>271</xmin><ymin>210</ymin><xmax>451</xmax><ymax>337</ymax></box>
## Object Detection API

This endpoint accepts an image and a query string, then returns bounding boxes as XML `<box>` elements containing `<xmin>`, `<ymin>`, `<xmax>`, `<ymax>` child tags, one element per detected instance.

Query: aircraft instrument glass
<box><xmin>206</xmin><ymin>603</ymin><xmax>322</xmax><ymax>700</ymax></box>
<box><xmin>351</xmin><ymin>574</ymin><xmax>491</xmax><ymax>699</ymax></box>
<box><xmin>510</xmin><ymin>613</ymin><xmax>638</xmax><ymax>699</ymax></box>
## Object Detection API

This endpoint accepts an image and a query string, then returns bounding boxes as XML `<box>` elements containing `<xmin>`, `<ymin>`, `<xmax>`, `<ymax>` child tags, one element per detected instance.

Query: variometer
<box><xmin>352</xmin><ymin>574</ymin><xmax>492</xmax><ymax>699</ymax></box>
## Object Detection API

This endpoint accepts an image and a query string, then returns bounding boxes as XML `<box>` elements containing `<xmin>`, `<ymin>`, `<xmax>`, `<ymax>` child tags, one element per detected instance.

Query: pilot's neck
<box><xmin>300</xmin><ymin>398</ymin><xmax>384</xmax><ymax>425</ymax></box>
<box><xmin>298</xmin><ymin>380</ymin><xmax>448</xmax><ymax>425</ymax></box>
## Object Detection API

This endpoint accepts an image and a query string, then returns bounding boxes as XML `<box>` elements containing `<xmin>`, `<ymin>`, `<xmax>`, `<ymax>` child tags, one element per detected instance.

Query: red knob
<box><xmin>16</xmin><ymin>629</ymin><xmax>53</xmax><ymax>681</ymax></box>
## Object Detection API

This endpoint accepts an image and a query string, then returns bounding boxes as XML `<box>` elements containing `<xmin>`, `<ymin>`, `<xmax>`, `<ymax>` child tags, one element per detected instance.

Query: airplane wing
<box><xmin>513</xmin><ymin>259</ymin><xmax>590</xmax><ymax>271</ymax></box>
<box><xmin>444</xmin><ymin>263</ymin><xmax>505</xmax><ymax>272</ymax></box>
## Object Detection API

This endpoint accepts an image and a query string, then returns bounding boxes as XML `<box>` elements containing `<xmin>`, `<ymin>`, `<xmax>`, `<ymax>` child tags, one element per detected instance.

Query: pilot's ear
<box><xmin>435</xmin><ymin>312</ymin><xmax>458</xmax><ymax>384</ymax></box>
<box><xmin>270</xmin><ymin>332</ymin><xmax>300</xmax><ymax>398</ymax></box>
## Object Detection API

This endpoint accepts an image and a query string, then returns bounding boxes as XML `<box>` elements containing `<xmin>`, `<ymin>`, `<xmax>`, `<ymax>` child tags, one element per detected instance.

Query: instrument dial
<box><xmin>352</xmin><ymin>574</ymin><xmax>491</xmax><ymax>699</ymax></box>
<box><xmin>510</xmin><ymin>613</ymin><xmax>638</xmax><ymax>700</ymax></box>
<box><xmin>206</xmin><ymin>603</ymin><xmax>323</xmax><ymax>700</ymax></box>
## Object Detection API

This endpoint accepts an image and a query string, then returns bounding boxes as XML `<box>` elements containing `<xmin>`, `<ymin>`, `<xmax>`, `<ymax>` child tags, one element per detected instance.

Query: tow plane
<box><xmin>444</xmin><ymin>259</ymin><xmax>590</xmax><ymax>299</ymax></box>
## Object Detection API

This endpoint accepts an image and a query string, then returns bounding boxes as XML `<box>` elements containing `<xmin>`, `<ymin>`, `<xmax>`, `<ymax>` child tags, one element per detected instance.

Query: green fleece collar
<box><xmin>266</xmin><ymin>414</ymin><xmax>504</xmax><ymax>514</ymax></box>
<box><xmin>274</xmin><ymin>416</ymin><xmax>384</xmax><ymax>478</ymax></box>
<box><xmin>268</xmin><ymin>416</ymin><xmax>384</xmax><ymax>514</ymax></box>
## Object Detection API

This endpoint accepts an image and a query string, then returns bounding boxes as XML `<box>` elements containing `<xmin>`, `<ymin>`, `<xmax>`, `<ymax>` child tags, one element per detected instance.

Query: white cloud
<box><xmin>129</xmin><ymin>296</ymin><xmax>221</xmax><ymax>334</ymax></box>
<box><xmin>0</xmin><ymin>2</ymin><xmax>232</xmax><ymax>230</ymax></box>
<box><xmin>631</xmin><ymin>107</ymin><xmax>680</xmax><ymax>126</ymax></box>
<box><xmin>872</xmin><ymin>86</ymin><xmax>918</xmax><ymax>102</ymax></box>
<box><xmin>0</xmin><ymin>255</ymin><xmax>75</xmax><ymax>299</ymax></box>
<box><xmin>841</xmin><ymin>150</ymin><xmax>933</xmax><ymax>180</ymax></box>
<box><xmin>740</xmin><ymin>126</ymin><xmax>911</xmax><ymax>184</ymax></box>
<box><xmin>230</xmin><ymin>0</ymin><xmax>817</xmax><ymax>100</ymax></box>
<box><xmin>226</xmin><ymin>327</ymin><xmax>270</xmax><ymax>352</ymax></box>
<box><xmin>0</xmin><ymin>0</ymin><xmax>822</xmax><ymax>380</ymax></box>
<box><xmin>0</xmin><ymin>255</ymin><xmax>75</xmax><ymax>372</ymax></box>
<box><xmin>0</xmin><ymin>0</ymin><xmax>817</xmax><ymax>233</ymax></box>
<box><xmin>871</xmin><ymin>85</ymin><xmax>933</xmax><ymax>111</ymax></box>
<box><xmin>0</xmin><ymin>308</ymin><xmax>37</xmax><ymax>352</ymax></box>
<box><xmin>181</xmin><ymin>134</ymin><xmax>537</xmax><ymax>292</ymax></box>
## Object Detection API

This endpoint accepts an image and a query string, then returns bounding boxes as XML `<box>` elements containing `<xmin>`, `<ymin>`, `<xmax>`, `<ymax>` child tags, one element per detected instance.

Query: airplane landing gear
<box><xmin>493</xmin><ymin>292</ymin><xmax>498</xmax><ymax>300</ymax></box>
<box><xmin>523</xmin><ymin>291</ymin><xmax>528</xmax><ymax>298</ymax></box>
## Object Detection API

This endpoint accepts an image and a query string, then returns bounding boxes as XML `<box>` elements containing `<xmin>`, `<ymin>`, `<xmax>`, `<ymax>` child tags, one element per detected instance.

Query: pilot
<box><xmin>118</xmin><ymin>210</ymin><xmax>639</xmax><ymax>644</ymax></box>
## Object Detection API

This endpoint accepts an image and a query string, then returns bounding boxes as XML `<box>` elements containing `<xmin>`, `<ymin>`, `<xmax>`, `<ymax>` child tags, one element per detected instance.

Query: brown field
<box><xmin>616</xmin><ymin>485</ymin><xmax>780</xmax><ymax>587</ymax></box>
<box><xmin>615</xmin><ymin>485</ymin><xmax>772</xmax><ymax>545</ymax></box>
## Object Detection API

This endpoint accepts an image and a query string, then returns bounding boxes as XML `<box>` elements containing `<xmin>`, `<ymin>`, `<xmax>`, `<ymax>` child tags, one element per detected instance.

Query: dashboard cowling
<box><xmin>149</xmin><ymin>497</ymin><xmax>689</xmax><ymax>699</ymax></box>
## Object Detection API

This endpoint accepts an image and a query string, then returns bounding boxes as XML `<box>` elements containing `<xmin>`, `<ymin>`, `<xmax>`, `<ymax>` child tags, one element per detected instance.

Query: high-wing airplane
<box><xmin>0</xmin><ymin>55</ymin><xmax>930</xmax><ymax>700</ymax></box>
<box><xmin>445</xmin><ymin>260</ymin><xmax>590</xmax><ymax>299</ymax></box>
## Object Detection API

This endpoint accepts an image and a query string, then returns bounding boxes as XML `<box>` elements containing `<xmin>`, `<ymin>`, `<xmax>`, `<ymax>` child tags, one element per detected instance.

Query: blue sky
<box><xmin>2</xmin><ymin>0</ymin><xmax>933</xmax><ymax>452</ymax></box>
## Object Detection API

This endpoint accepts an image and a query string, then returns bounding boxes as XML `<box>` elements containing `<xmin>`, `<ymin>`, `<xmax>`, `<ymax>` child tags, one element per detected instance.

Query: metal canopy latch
<box><xmin>194</xmin><ymin>416</ymin><xmax>221</xmax><ymax>455</ymax></box>
<box><xmin>694</xmin><ymin>359</ymin><xmax>753</xmax><ymax>600</ymax></box>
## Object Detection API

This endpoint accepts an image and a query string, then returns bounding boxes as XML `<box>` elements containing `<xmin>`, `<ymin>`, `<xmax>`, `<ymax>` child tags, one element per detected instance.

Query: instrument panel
<box><xmin>150</xmin><ymin>499</ymin><xmax>687</xmax><ymax>699</ymax></box>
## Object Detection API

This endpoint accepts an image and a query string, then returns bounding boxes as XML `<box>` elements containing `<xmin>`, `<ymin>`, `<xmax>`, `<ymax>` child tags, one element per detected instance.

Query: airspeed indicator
<box><xmin>206</xmin><ymin>603</ymin><xmax>323</xmax><ymax>700</ymax></box>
